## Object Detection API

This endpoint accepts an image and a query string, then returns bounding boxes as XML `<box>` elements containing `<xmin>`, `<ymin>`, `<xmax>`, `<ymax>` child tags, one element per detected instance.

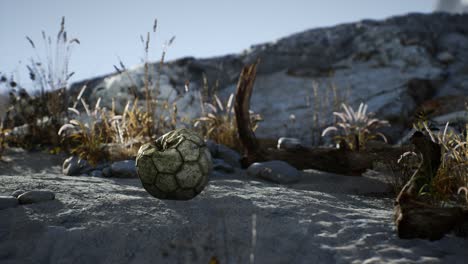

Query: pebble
<box><xmin>110</xmin><ymin>160</ymin><xmax>137</xmax><ymax>178</ymax></box>
<box><xmin>17</xmin><ymin>190</ymin><xmax>55</xmax><ymax>205</ymax></box>
<box><xmin>62</xmin><ymin>156</ymin><xmax>92</xmax><ymax>176</ymax></box>
<box><xmin>0</xmin><ymin>196</ymin><xmax>19</xmax><ymax>210</ymax></box>
<box><xmin>213</xmin><ymin>159</ymin><xmax>235</xmax><ymax>173</ymax></box>
<box><xmin>247</xmin><ymin>160</ymin><xmax>302</xmax><ymax>184</ymax></box>
<box><xmin>90</xmin><ymin>170</ymin><xmax>103</xmax><ymax>177</ymax></box>
<box><xmin>102</xmin><ymin>167</ymin><xmax>112</xmax><ymax>178</ymax></box>
<box><xmin>216</xmin><ymin>144</ymin><xmax>242</xmax><ymax>168</ymax></box>
<box><xmin>205</xmin><ymin>140</ymin><xmax>219</xmax><ymax>157</ymax></box>
<box><xmin>277</xmin><ymin>137</ymin><xmax>303</xmax><ymax>150</ymax></box>
<box><xmin>11</xmin><ymin>190</ymin><xmax>25</xmax><ymax>198</ymax></box>
<box><xmin>436</xmin><ymin>51</ymin><xmax>454</xmax><ymax>64</ymax></box>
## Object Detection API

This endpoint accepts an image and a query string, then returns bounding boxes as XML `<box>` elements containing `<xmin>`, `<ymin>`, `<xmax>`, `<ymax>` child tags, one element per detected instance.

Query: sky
<box><xmin>0</xmin><ymin>0</ymin><xmax>438</xmax><ymax>88</ymax></box>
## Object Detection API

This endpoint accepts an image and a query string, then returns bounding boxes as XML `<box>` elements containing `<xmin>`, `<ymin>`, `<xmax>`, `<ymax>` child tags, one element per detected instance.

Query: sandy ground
<box><xmin>1</xmin><ymin>148</ymin><xmax>468</xmax><ymax>264</ymax></box>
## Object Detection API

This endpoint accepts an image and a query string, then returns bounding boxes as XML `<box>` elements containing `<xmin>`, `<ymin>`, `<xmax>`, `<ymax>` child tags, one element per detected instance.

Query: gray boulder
<box><xmin>205</xmin><ymin>140</ymin><xmax>219</xmax><ymax>157</ymax></box>
<box><xmin>247</xmin><ymin>160</ymin><xmax>302</xmax><ymax>184</ymax></box>
<box><xmin>90</xmin><ymin>170</ymin><xmax>103</xmax><ymax>177</ymax></box>
<box><xmin>213</xmin><ymin>158</ymin><xmax>235</xmax><ymax>173</ymax></box>
<box><xmin>277</xmin><ymin>137</ymin><xmax>303</xmax><ymax>150</ymax></box>
<box><xmin>0</xmin><ymin>196</ymin><xmax>19</xmax><ymax>210</ymax></box>
<box><xmin>216</xmin><ymin>144</ymin><xmax>242</xmax><ymax>168</ymax></box>
<box><xmin>62</xmin><ymin>156</ymin><xmax>92</xmax><ymax>176</ymax></box>
<box><xmin>17</xmin><ymin>191</ymin><xmax>55</xmax><ymax>205</ymax></box>
<box><xmin>11</xmin><ymin>190</ymin><xmax>25</xmax><ymax>198</ymax></box>
<box><xmin>110</xmin><ymin>160</ymin><xmax>137</xmax><ymax>178</ymax></box>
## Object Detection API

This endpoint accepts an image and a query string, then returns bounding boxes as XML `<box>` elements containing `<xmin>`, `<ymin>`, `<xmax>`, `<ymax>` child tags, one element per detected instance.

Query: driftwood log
<box><xmin>234</xmin><ymin>62</ymin><xmax>409</xmax><ymax>175</ymax></box>
<box><xmin>394</xmin><ymin>132</ymin><xmax>468</xmax><ymax>240</ymax></box>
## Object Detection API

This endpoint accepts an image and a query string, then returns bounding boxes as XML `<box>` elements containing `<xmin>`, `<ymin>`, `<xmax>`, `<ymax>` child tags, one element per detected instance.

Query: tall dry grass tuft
<box><xmin>194</xmin><ymin>93</ymin><xmax>262</xmax><ymax>151</ymax></box>
<box><xmin>309</xmin><ymin>81</ymin><xmax>348</xmax><ymax>146</ymax></box>
<box><xmin>321</xmin><ymin>102</ymin><xmax>389</xmax><ymax>151</ymax></box>
<box><xmin>113</xmin><ymin>18</ymin><xmax>178</xmax><ymax>141</ymax></box>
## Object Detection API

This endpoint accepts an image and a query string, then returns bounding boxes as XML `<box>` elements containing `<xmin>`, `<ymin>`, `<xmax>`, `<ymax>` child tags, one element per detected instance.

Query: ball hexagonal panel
<box><xmin>152</xmin><ymin>148</ymin><xmax>183</xmax><ymax>174</ymax></box>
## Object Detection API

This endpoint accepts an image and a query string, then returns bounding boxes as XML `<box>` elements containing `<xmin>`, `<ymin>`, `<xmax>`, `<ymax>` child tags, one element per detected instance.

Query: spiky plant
<box><xmin>321</xmin><ymin>102</ymin><xmax>389</xmax><ymax>151</ymax></box>
<box><xmin>58</xmin><ymin>98</ymin><xmax>109</xmax><ymax>166</ymax></box>
<box><xmin>194</xmin><ymin>93</ymin><xmax>262</xmax><ymax>150</ymax></box>
<box><xmin>425</xmin><ymin>122</ymin><xmax>468</xmax><ymax>204</ymax></box>
<box><xmin>103</xmin><ymin>98</ymin><xmax>154</xmax><ymax>158</ymax></box>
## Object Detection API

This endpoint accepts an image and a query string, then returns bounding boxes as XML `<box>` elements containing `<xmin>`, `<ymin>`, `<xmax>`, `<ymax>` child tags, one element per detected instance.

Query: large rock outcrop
<box><xmin>70</xmin><ymin>13</ymin><xmax>468</xmax><ymax>144</ymax></box>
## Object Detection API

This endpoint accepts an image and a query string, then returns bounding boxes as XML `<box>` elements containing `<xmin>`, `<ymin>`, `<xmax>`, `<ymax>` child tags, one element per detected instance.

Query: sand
<box><xmin>0</xmin><ymin>148</ymin><xmax>467</xmax><ymax>264</ymax></box>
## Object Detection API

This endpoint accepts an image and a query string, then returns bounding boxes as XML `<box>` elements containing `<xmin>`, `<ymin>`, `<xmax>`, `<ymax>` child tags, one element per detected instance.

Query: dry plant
<box><xmin>58</xmin><ymin>97</ymin><xmax>109</xmax><ymax>166</ymax></box>
<box><xmin>321</xmin><ymin>102</ymin><xmax>389</xmax><ymax>151</ymax></box>
<box><xmin>426</xmin><ymin>122</ymin><xmax>468</xmax><ymax>204</ymax></box>
<box><xmin>382</xmin><ymin>151</ymin><xmax>421</xmax><ymax>194</ymax></box>
<box><xmin>194</xmin><ymin>93</ymin><xmax>262</xmax><ymax>151</ymax></box>
<box><xmin>103</xmin><ymin>98</ymin><xmax>154</xmax><ymax>158</ymax></box>
<box><xmin>0</xmin><ymin>122</ymin><xmax>10</xmax><ymax>160</ymax></box>
<box><xmin>308</xmin><ymin>81</ymin><xmax>348</xmax><ymax>146</ymax></box>
<box><xmin>2</xmin><ymin>17</ymin><xmax>78</xmax><ymax>150</ymax></box>
<box><xmin>26</xmin><ymin>16</ymin><xmax>78</xmax><ymax>122</ymax></box>
<box><xmin>113</xmin><ymin>18</ymin><xmax>178</xmax><ymax>140</ymax></box>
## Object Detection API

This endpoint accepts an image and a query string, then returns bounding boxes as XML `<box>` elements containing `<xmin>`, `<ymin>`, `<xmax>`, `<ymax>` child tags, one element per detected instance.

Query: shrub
<box><xmin>321</xmin><ymin>102</ymin><xmax>389</xmax><ymax>151</ymax></box>
<box><xmin>58</xmin><ymin>97</ymin><xmax>109</xmax><ymax>166</ymax></box>
<box><xmin>194</xmin><ymin>93</ymin><xmax>262</xmax><ymax>151</ymax></box>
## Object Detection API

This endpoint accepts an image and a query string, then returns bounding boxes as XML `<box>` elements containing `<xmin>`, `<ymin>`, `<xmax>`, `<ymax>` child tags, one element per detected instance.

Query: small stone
<box><xmin>205</xmin><ymin>140</ymin><xmax>219</xmax><ymax>157</ymax></box>
<box><xmin>277</xmin><ymin>137</ymin><xmax>303</xmax><ymax>150</ymax></box>
<box><xmin>247</xmin><ymin>160</ymin><xmax>302</xmax><ymax>184</ymax></box>
<box><xmin>436</xmin><ymin>51</ymin><xmax>454</xmax><ymax>64</ymax></box>
<box><xmin>210</xmin><ymin>170</ymin><xmax>225</xmax><ymax>178</ymax></box>
<box><xmin>102</xmin><ymin>167</ymin><xmax>112</xmax><ymax>178</ymax></box>
<box><xmin>110</xmin><ymin>160</ymin><xmax>137</xmax><ymax>178</ymax></box>
<box><xmin>216</xmin><ymin>144</ymin><xmax>241</xmax><ymax>168</ymax></box>
<box><xmin>90</xmin><ymin>170</ymin><xmax>103</xmax><ymax>177</ymax></box>
<box><xmin>213</xmin><ymin>159</ymin><xmax>235</xmax><ymax>173</ymax></box>
<box><xmin>11</xmin><ymin>190</ymin><xmax>25</xmax><ymax>198</ymax></box>
<box><xmin>17</xmin><ymin>191</ymin><xmax>55</xmax><ymax>205</ymax></box>
<box><xmin>0</xmin><ymin>196</ymin><xmax>19</xmax><ymax>210</ymax></box>
<box><xmin>62</xmin><ymin>156</ymin><xmax>92</xmax><ymax>176</ymax></box>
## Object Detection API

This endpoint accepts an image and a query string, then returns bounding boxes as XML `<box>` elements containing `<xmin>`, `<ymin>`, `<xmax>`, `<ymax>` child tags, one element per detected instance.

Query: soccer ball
<box><xmin>136</xmin><ymin>128</ymin><xmax>212</xmax><ymax>200</ymax></box>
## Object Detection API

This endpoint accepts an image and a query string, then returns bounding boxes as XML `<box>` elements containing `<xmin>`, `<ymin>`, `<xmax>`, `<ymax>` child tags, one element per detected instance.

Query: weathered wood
<box><xmin>394</xmin><ymin>131</ymin><xmax>468</xmax><ymax>240</ymax></box>
<box><xmin>233</xmin><ymin>62</ymin><xmax>408</xmax><ymax>174</ymax></box>
<box><xmin>234</xmin><ymin>61</ymin><xmax>268</xmax><ymax>167</ymax></box>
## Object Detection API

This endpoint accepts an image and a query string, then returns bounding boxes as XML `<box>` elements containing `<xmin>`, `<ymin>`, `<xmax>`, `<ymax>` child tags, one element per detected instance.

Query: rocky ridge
<box><xmin>69</xmin><ymin>13</ymin><xmax>468</xmax><ymax>145</ymax></box>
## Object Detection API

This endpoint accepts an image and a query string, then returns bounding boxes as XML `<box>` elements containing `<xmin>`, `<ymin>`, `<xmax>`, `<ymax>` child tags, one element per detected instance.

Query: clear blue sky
<box><xmin>0</xmin><ymin>0</ymin><xmax>437</xmax><ymax>87</ymax></box>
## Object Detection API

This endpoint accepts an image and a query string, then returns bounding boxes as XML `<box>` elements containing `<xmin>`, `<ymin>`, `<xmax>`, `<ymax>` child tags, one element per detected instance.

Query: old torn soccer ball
<box><xmin>136</xmin><ymin>128</ymin><xmax>213</xmax><ymax>200</ymax></box>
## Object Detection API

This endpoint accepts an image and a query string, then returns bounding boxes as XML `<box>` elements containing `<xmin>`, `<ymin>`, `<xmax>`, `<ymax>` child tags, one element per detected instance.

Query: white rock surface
<box><xmin>69</xmin><ymin>13</ymin><xmax>468</xmax><ymax>144</ymax></box>
<box><xmin>1</xmin><ymin>149</ymin><xmax>467</xmax><ymax>263</ymax></box>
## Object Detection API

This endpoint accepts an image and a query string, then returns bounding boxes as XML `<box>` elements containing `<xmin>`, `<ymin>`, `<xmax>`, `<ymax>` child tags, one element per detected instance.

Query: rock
<box><xmin>102</xmin><ymin>167</ymin><xmax>112</xmax><ymax>178</ymax></box>
<box><xmin>277</xmin><ymin>137</ymin><xmax>303</xmax><ymax>150</ymax></box>
<box><xmin>90</xmin><ymin>170</ymin><xmax>103</xmax><ymax>177</ymax></box>
<box><xmin>210</xmin><ymin>170</ymin><xmax>225</xmax><ymax>178</ymax></box>
<box><xmin>69</xmin><ymin>13</ymin><xmax>468</xmax><ymax>145</ymax></box>
<box><xmin>0</xmin><ymin>196</ymin><xmax>19</xmax><ymax>210</ymax></box>
<box><xmin>205</xmin><ymin>140</ymin><xmax>219</xmax><ymax>157</ymax></box>
<box><xmin>62</xmin><ymin>156</ymin><xmax>92</xmax><ymax>176</ymax></box>
<box><xmin>110</xmin><ymin>160</ymin><xmax>137</xmax><ymax>178</ymax></box>
<box><xmin>216</xmin><ymin>144</ymin><xmax>241</xmax><ymax>168</ymax></box>
<box><xmin>213</xmin><ymin>159</ymin><xmax>235</xmax><ymax>173</ymax></box>
<box><xmin>11</xmin><ymin>190</ymin><xmax>25</xmax><ymax>198</ymax></box>
<box><xmin>247</xmin><ymin>160</ymin><xmax>302</xmax><ymax>184</ymax></box>
<box><xmin>436</xmin><ymin>51</ymin><xmax>455</xmax><ymax>64</ymax></box>
<box><xmin>17</xmin><ymin>191</ymin><xmax>55</xmax><ymax>205</ymax></box>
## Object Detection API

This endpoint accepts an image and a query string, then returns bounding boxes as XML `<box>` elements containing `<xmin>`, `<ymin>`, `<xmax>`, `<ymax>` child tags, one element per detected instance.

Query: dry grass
<box><xmin>194</xmin><ymin>93</ymin><xmax>262</xmax><ymax>151</ymax></box>
<box><xmin>428</xmin><ymin>122</ymin><xmax>468</xmax><ymax>204</ymax></box>
<box><xmin>309</xmin><ymin>81</ymin><xmax>348</xmax><ymax>146</ymax></box>
<box><xmin>322</xmin><ymin>102</ymin><xmax>389</xmax><ymax>151</ymax></box>
<box><xmin>58</xmin><ymin>96</ymin><xmax>109</xmax><ymax>166</ymax></box>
